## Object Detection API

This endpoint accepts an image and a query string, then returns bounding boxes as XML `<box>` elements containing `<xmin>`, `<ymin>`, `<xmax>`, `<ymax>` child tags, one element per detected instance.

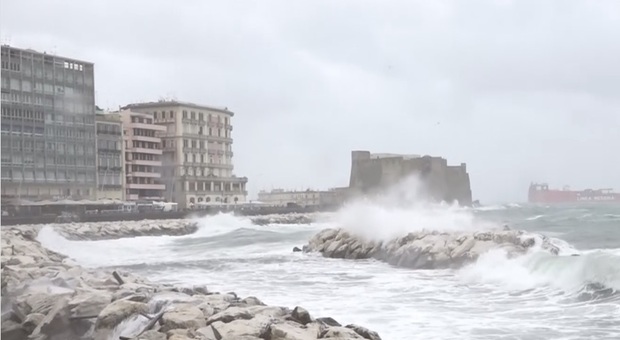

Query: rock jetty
<box><xmin>303</xmin><ymin>228</ymin><xmax>560</xmax><ymax>269</ymax></box>
<box><xmin>250</xmin><ymin>213</ymin><xmax>317</xmax><ymax>226</ymax></box>
<box><xmin>55</xmin><ymin>220</ymin><xmax>199</xmax><ymax>241</ymax></box>
<box><xmin>1</xmin><ymin>226</ymin><xmax>382</xmax><ymax>340</ymax></box>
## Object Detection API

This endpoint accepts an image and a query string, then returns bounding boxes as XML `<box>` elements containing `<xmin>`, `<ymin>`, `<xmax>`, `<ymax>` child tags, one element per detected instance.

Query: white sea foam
<box><xmin>331</xmin><ymin>175</ymin><xmax>497</xmax><ymax>241</ymax></box>
<box><xmin>34</xmin><ymin>190</ymin><xmax>620</xmax><ymax>340</ymax></box>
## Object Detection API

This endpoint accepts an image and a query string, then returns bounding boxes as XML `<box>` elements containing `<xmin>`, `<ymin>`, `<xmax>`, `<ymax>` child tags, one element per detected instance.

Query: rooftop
<box><xmin>1</xmin><ymin>44</ymin><xmax>94</xmax><ymax>65</ymax></box>
<box><xmin>122</xmin><ymin>100</ymin><xmax>234</xmax><ymax>116</ymax></box>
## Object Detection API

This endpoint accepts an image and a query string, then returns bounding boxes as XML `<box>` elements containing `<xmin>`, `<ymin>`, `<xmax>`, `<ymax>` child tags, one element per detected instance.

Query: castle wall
<box><xmin>348</xmin><ymin>151</ymin><xmax>473</xmax><ymax>206</ymax></box>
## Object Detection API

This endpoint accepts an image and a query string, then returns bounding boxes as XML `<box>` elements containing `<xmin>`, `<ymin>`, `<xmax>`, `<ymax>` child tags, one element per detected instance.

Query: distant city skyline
<box><xmin>2</xmin><ymin>0</ymin><xmax>619</xmax><ymax>203</ymax></box>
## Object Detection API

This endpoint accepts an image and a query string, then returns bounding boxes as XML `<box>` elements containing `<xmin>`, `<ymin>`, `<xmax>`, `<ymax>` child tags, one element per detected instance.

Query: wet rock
<box><xmin>320</xmin><ymin>326</ymin><xmax>365</xmax><ymax>338</ymax></box>
<box><xmin>2</xmin><ymin>224</ymin><xmax>382</xmax><ymax>340</ymax></box>
<box><xmin>196</xmin><ymin>325</ymin><xmax>220</xmax><ymax>340</ymax></box>
<box><xmin>206</xmin><ymin>307</ymin><xmax>253</xmax><ymax>325</ymax></box>
<box><xmin>166</xmin><ymin>328</ymin><xmax>196</xmax><ymax>339</ymax></box>
<box><xmin>30</xmin><ymin>297</ymin><xmax>72</xmax><ymax>340</ymax></box>
<box><xmin>268</xmin><ymin>321</ymin><xmax>320</xmax><ymax>340</ymax></box>
<box><xmin>305</xmin><ymin>227</ymin><xmax>560</xmax><ymax>269</ymax></box>
<box><xmin>293</xmin><ymin>246</ymin><xmax>302</xmax><ymax>252</ymax></box>
<box><xmin>96</xmin><ymin>300</ymin><xmax>147</xmax><ymax>329</ymax></box>
<box><xmin>241</xmin><ymin>296</ymin><xmax>266</xmax><ymax>306</ymax></box>
<box><xmin>160</xmin><ymin>305</ymin><xmax>206</xmax><ymax>333</ymax></box>
<box><xmin>291</xmin><ymin>306</ymin><xmax>312</xmax><ymax>325</ymax></box>
<box><xmin>210</xmin><ymin>315</ymin><xmax>272</xmax><ymax>338</ymax></box>
<box><xmin>317</xmin><ymin>317</ymin><xmax>342</xmax><ymax>327</ymax></box>
<box><xmin>69</xmin><ymin>290</ymin><xmax>112</xmax><ymax>317</ymax></box>
<box><xmin>134</xmin><ymin>330</ymin><xmax>166</xmax><ymax>340</ymax></box>
<box><xmin>21</xmin><ymin>312</ymin><xmax>45</xmax><ymax>334</ymax></box>
<box><xmin>1</xmin><ymin>320</ymin><xmax>27</xmax><ymax>340</ymax></box>
<box><xmin>346</xmin><ymin>324</ymin><xmax>382</xmax><ymax>340</ymax></box>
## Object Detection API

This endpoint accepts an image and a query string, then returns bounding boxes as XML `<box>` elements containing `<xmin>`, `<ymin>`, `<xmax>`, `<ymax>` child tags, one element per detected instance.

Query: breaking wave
<box><xmin>459</xmin><ymin>247</ymin><xmax>620</xmax><ymax>300</ymax></box>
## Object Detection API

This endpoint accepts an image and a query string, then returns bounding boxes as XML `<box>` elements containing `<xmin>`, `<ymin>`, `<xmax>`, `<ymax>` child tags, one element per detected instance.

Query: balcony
<box><xmin>129</xmin><ymin>122</ymin><xmax>166</xmax><ymax>132</ymax></box>
<box><xmin>207</xmin><ymin>136</ymin><xmax>233</xmax><ymax>143</ymax></box>
<box><xmin>131</xmin><ymin>147</ymin><xmax>163</xmax><ymax>155</ymax></box>
<box><xmin>126</xmin><ymin>183</ymin><xmax>165</xmax><ymax>190</ymax></box>
<box><xmin>129</xmin><ymin>159</ymin><xmax>162</xmax><ymax>167</ymax></box>
<box><xmin>133</xmin><ymin>135</ymin><xmax>161</xmax><ymax>143</ymax></box>
<box><xmin>127</xmin><ymin>172</ymin><xmax>161</xmax><ymax>178</ymax></box>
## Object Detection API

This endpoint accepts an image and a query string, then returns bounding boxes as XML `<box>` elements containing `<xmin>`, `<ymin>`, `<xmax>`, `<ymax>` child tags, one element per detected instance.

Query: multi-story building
<box><xmin>257</xmin><ymin>188</ymin><xmax>339</xmax><ymax>207</ymax></box>
<box><xmin>123</xmin><ymin>101</ymin><xmax>248</xmax><ymax>208</ymax></box>
<box><xmin>95</xmin><ymin>110</ymin><xmax>124</xmax><ymax>200</ymax></box>
<box><xmin>1</xmin><ymin>45</ymin><xmax>97</xmax><ymax>200</ymax></box>
<box><xmin>119</xmin><ymin>109</ymin><xmax>166</xmax><ymax>201</ymax></box>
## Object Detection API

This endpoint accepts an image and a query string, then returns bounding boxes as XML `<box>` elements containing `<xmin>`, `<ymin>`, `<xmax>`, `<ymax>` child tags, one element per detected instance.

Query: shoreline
<box><xmin>1</xmin><ymin>223</ymin><xmax>381</xmax><ymax>340</ymax></box>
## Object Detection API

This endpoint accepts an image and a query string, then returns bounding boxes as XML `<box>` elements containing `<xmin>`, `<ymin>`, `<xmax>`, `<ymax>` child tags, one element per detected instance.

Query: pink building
<box><xmin>120</xmin><ymin>109</ymin><xmax>166</xmax><ymax>201</ymax></box>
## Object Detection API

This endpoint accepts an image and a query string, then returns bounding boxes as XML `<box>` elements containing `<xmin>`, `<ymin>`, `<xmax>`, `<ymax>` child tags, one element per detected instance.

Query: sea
<box><xmin>38</xmin><ymin>202</ymin><xmax>620</xmax><ymax>340</ymax></box>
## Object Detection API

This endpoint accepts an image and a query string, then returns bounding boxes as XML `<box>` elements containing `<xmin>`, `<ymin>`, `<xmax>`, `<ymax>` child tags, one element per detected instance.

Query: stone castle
<box><xmin>347</xmin><ymin>150</ymin><xmax>472</xmax><ymax>206</ymax></box>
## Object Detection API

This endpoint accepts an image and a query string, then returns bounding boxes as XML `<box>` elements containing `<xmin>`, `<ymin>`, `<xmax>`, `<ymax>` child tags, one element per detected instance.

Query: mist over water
<box><xmin>38</xmin><ymin>193</ymin><xmax>620</xmax><ymax>339</ymax></box>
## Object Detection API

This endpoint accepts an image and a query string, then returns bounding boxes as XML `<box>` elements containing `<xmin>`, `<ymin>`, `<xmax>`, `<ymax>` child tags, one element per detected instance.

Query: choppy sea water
<box><xmin>38</xmin><ymin>203</ymin><xmax>620</xmax><ymax>340</ymax></box>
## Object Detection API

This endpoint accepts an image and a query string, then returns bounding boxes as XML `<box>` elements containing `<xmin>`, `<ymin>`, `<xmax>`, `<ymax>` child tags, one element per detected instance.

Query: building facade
<box><xmin>1</xmin><ymin>45</ymin><xmax>97</xmax><ymax>200</ymax></box>
<box><xmin>123</xmin><ymin>101</ymin><xmax>248</xmax><ymax>209</ymax></box>
<box><xmin>257</xmin><ymin>189</ymin><xmax>339</xmax><ymax>207</ymax></box>
<box><xmin>95</xmin><ymin>111</ymin><xmax>124</xmax><ymax>200</ymax></box>
<box><xmin>119</xmin><ymin>109</ymin><xmax>166</xmax><ymax>201</ymax></box>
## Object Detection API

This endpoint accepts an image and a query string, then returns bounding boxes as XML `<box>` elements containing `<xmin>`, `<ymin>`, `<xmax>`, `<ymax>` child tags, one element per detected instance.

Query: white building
<box><xmin>257</xmin><ymin>189</ymin><xmax>338</xmax><ymax>207</ymax></box>
<box><xmin>122</xmin><ymin>101</ymin><xmax>247</xmax><ymax>209</ymax></box>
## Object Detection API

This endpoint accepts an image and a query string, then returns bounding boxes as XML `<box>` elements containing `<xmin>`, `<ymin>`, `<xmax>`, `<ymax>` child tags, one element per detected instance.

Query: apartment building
<box><xmin>123</xmin><ymin>100</ymin><xmax>248</xmax><ymax>209</ymax></box>
<box><xmin>1</xmin><ymin>45</ymin><xmax>97</xmax><ymax>200</ymax></box>
<box><xmin>119</xmin><ymin>109</ymin><xmax>166</xmax><ymax>201</ymax></box>
<box><xmin>95</xmin><ymin>111</ymin><xmax>124</xmax><ymax>200</ymax></box>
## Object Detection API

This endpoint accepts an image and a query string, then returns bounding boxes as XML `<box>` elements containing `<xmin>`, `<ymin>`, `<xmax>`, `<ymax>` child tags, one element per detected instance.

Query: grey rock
<box><xmin>134</xmin><ymin>330</ymin><xmax>166</xmax><ymax>340</ymax></box>
<box><xmin>291</xmin><ymin>306</ymin><xmax>312</xmax><ymax>325</ymax></box>
<box><xmin>1</xmin><ymin>320</ymin><xmax>27</xmax><ymax>340</ymax></box>
<box><xmin>346</xmin><ymin>324</ymin><xmax>382</xmax><ymax>340</ymax></box>
<box><xmin>21</xmin><ymin>312</ymin><xmax>45</xmax><ymax>334</ymax></box>
<box><xmin>160</xmin><ymin>305</ymin><xmax>206</xmax><ymax>333</ymax></box>
<box><xmin>316</xmin><ymin>317</ymin><xmax>342</xmax><ymax>327</ymax></box>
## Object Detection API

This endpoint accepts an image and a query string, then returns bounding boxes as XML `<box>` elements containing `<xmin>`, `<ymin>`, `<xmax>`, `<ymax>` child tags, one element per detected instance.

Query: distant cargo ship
<box><xmin>528</xmin><ymin>183</ymin><xmax>620</xmax><ymax>203</ymax></box>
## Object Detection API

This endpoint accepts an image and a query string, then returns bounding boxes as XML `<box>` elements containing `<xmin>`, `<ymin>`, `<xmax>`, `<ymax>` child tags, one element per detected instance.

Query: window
<box><xmin>184</xmin><ymin>153</ymin><xmax>188</xmax><ymax>163</ymax></box>
<box><xmin>183</xmin><ymin>139</ymin><xmax>188</xmax><ymax>147</ymax></box>
<box><xmin>191</xmin><ymin>111</ymin><xmax>195</xmax><ymax>120</ymax></box>
<box><xmin>199</xmin><ymin>112</ymin><xmax>204</xmax><ymax>121</ymax></box>
<box><xmin>183</xmin><ymin>110</ymin><xmax>187</xmax><ymax>119</ymax></box>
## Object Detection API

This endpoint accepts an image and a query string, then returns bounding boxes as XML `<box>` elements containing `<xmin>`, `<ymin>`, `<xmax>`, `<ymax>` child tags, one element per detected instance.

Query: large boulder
<box><xmin>160</xmin><ymin>305</ymin><xmax>206</xmax><ymax>333</ymax></box>
<box><xmin>68</xmin><ymin>290</ymin><xmax>113</xmax><ymax>318</ymax></box>
<box><xmin>346</xmin><ymin>324</ymin><xmax>382</xmax><ymax>340</ymax></box>
<box><xmin>320</xmin><ymin>326</ymin><xmax>365</xmax><ymax>339</ymax></box>
<box><xmin>95</xmin><ymin>300</ymin><xmax>147</xmax><ymax>330</ymax></box>
<box><xmin>268</xmin><ymin>321</ymin><xmax>322</xmax><ymax>340</ymax></box>
<box><xmin>209</xmin><ymin>315</ymin><xmax>272</xmax><ymax>338</ymax></box>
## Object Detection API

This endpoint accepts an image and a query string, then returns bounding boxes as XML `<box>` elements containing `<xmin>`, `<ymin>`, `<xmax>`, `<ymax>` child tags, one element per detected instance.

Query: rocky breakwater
<box><xmin>250</xmin><ymin>213</ymin><xmax>318</xmax><ymax>226</ymax></box>
<box><xmin>48</xmin><ymin>219</ymin><xmax>199</xmax><ymax>241</ymax></box>
<box><xmin>1</xmin><ymin>227</ymin><xmax>382</xmax><ymax>340</ymax></box>
<box><xmin>303</xmin><ymin>227</ymin><xmax>560</xmax><ymax>269</ymax></box>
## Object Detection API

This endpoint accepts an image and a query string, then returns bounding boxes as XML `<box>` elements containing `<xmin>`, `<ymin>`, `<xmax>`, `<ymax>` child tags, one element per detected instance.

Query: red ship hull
<box><xmin>528</xmin><ymin>183</ymin><xmax>620</xmax><ymax>203</ymax></box>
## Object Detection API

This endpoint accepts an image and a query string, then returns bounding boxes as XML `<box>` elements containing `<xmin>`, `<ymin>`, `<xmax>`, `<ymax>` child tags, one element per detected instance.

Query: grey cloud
<box><xmin>2</xmin><ymin>0</ymin><xmax>619</xmax><ymax>202</ymax></box>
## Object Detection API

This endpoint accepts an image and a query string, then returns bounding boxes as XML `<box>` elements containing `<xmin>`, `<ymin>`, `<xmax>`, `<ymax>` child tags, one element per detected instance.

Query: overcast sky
<box><xmin>2</xmin><ymin>0</ymin><xmax>619</xmax><ymax>203</ymax></box>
